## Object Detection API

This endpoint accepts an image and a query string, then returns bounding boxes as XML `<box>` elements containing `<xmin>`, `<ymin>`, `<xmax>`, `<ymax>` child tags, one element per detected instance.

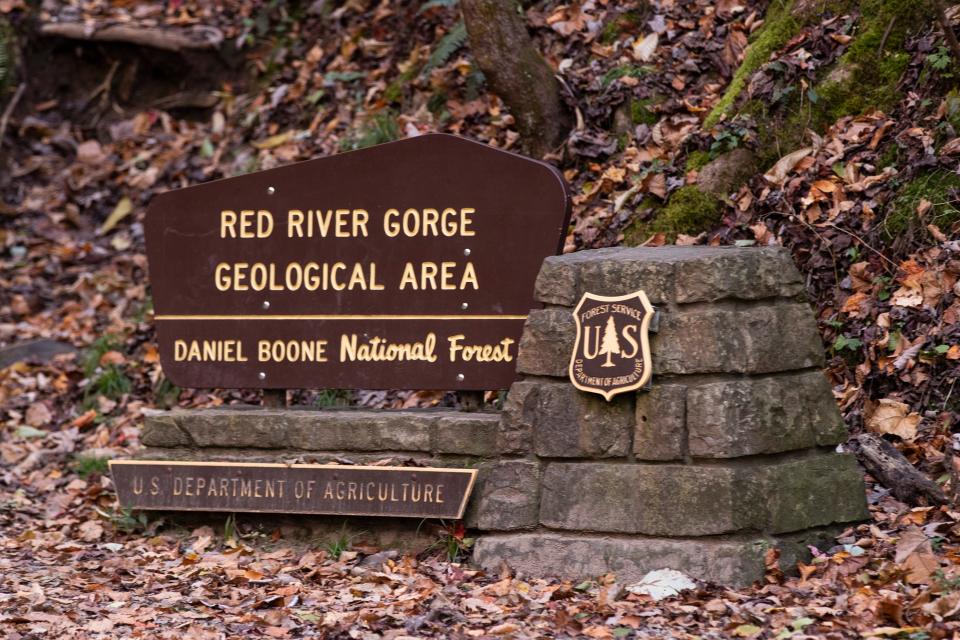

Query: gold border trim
<box><xmin>567</xmin><ymin>290</ymin><xmax>654</xmax><ymax>402</ymax></box>
<box><xmin>108</xmin><ymin>460</ymin><xmax>478</xmax><ymax>519</ymax></box>
<box><xmin>155</xmin><ymin>314</ymin><xmax>528</xmax><ymax>321</ymax></box>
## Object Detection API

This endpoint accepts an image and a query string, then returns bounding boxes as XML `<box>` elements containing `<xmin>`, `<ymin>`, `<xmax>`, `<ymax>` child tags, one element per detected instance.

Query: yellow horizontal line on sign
<box><xmin>155</xmin><ymin>314</ymin><xmax>529</xmax><ymax>321</ymax></box>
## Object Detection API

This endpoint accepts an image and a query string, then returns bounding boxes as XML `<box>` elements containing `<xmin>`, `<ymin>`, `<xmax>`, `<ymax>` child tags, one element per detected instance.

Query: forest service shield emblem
<box><xmin>569</xmin><ymin>291</ymin><xmax>654</xmax><ymax>401</ymax></box>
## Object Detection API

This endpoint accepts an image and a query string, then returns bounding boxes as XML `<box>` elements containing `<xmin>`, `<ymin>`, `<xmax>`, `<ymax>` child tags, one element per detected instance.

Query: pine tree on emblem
<box><xmin>599</xmin><ymin>315</ymin><xmax>621</xmax><ymax>367</ymax></box>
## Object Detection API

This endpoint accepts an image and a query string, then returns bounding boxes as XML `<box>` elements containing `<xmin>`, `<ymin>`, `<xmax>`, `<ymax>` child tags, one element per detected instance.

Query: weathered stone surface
<box><xmin>535</xmin><ymin>250</ymin><xmax>606</xmax><ymax>306</ymax></box>
<box><xmin>433</xmin><ymin>413</ymin><xmax>500</xmax><ymax>456</ymax></box>
<box><xmin>541</xmin><ymin>462</ymin><xmax>751</xmax><ymax>536</ymax></box>
<box><xmin>634</xmin><ymin>384</ymin><xmax>686</xmax><ymax>460</ymax></box>
<box><xmin>466</xmin><ymin>461</ymin><xmax>540</xmax><ymax>531</ymax></box>
<box><xmin>535</xmin><ymin>248</ymin><xmax>674</xmax><ymax>306</ymax></box>
<box><xmin>142</xmin><ymin>407</ymin><xmax>442</xmax><ymax>452</ymax></box>
<box><xmin>141</xmin><ymin>412</ymin><xmax>192</xmax><ymax>447</ymax></box>
<box><xmin>696</xmin><ymin>148</ymin><xmax>758</xmax><ymax>198</ymax></box>
<box><xmin>673</xmin><ymin>247</ymin><xmax>804</xmax><ymax>304</ymax></box>
<box><xmin>516</xmin><ymin>301</ymin><xmax>823</xmax><ymax>378</ymax></box>
<box><xmin>761</xmin><ymin>453</ymin><xmax>868</xmax><ymax>534</ymax></box>
<box><xmin>653</xmin><ymin>302</ymin><xmax>824</xmax><ymax>374</ymax></box>
<box><xmin>774</xmin><ymin>525</ymin><xmax>847</xmax><ymax>573</ymax></box>
<box><xmin>499</xmin><ymin>381</ymin><xmax>539</xmax><ymax>454</ymax></box>
<box><xmin>473</xmin><ymin>527</ymin><xmax>847</xmax><ymax>586</ymax></box>
<box><xmin>686</xmin><ymin>371</ymin><xmax>847</xmax><ymax>458</ymax></box>
<box><xmin>137</xmin><ymin>447</ymin><xmax>439</xmax><ymax>465</ymax></box>
<box><xmin>533</xmin><ymin>383</ymin><xmax>632</xmax><ymax>458</ymax></box>
<box><xmin>534</xmin><ymin>246</ymin><xmax>804</xmax><ymax>307</ymax></box>
<box><xmin>516</xmin><ymin>308</ymin><xmax>576</xmax><ymax>377</ymax></box>
<box><xmin>287</xmin><ymin>411</ymin><xmax>433</xmax><ymax>451</ymax></box>
<box><xmin>474</xmin><ymin>532</ymin><xmax>770</xmax><ymax>586</ymax></box>
<box><xmin>540</xmin><ymin>453</ymin><xmax>867</xmax><ymax>536</ymax></box>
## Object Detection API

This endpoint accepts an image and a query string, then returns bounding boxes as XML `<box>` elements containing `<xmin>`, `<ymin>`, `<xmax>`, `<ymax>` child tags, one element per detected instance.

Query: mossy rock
<box><xmin>810</xmin><ymin>0</ymin><xmax>920</xmax><ymax>125</ymax></box>
<box><xmin>705</xmin><ymin>0</ymin><xmax>803</xmax><ymax>127</ymax></box>
<box><xmin>884</xmin><ymin>170</ymin><xmax>960</xmax><ymax>238</ymax></box>
<box><xmin>708</xmin><ymin>0</ymin><xmax>932</xmax><ymax>135</ymax></box>
<box><xmin>686</xmin><ymin>150</ymin><xmax>711</xmax><ymax>172</ymax></box>
<box><xmin>696</xmin><ymin>148</ymin><xmax>757</xmax><ymax>196</ymax></box>
<box><xmin>625</xmin><ymin>186</ymin><xmax>723</xmax><ymax>244</ymax></box>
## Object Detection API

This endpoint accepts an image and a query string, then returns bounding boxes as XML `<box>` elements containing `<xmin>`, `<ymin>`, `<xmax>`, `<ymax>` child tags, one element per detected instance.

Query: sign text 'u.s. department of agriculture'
<box><xmin>110</xmin><ymin>460</ymin><xmax>476</xmax><ymax>519</ymax></box>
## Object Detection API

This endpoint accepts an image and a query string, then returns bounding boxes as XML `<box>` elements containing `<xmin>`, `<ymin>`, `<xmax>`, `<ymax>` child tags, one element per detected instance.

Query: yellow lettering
<box><xmin>214</xmin><ymin>263</ymin><xmax>231</xmax><ymax>291</ymax></box>
<box><xmin>621</xmin><ymin>324</ymin><xmax>639</xmax><ymax>358</ymax></box>
<box><xmin>287</xmin><ymin>209</ymin><xmax>304</xmax><ymax>238</ymax></box>
<box><xmin>220</xmin><ymin>210</ymin><xmax>237</xmax><ymax>238</ymax></box>
<box><xmin>460</xmin><ymin>261</ymin><xmax>479</xmax><ymax>289</ymax></box>
<box><xmin>399</xmin><ymin>262</ymin><xmax>417</xmax><ymax>290</ymax></box>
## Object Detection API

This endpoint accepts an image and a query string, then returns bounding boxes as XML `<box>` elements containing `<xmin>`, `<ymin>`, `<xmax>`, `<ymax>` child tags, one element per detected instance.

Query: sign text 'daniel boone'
<box><xmin>146</xmin><ymin>134</ymin><xmax>571</xmax><ymax>389</ymax></box>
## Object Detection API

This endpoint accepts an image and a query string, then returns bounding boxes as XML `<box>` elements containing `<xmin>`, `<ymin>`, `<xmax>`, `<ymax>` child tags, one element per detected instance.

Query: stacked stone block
<box><xmin>473</xmin><ymin>246</ymin><xmax>868</xmax><ymax>585</ymax></box>
<box><xmin>138</xmin><ymin>246</ymin><xmax>868</xmax><ymax>586</ymax></box>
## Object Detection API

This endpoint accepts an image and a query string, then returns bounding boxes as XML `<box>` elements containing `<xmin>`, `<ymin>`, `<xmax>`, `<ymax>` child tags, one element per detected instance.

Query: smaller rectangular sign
<box><xmin>110</xmin><ymin>460</ymin><xmax>477</xmax><ymax>519</ymax></box>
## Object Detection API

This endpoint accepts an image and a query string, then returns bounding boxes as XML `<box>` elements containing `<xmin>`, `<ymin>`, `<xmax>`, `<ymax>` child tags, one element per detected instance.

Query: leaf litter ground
<box><xmin>2</xmin><ymin>0</ymin><xmax>960</xmax><ymax>637</ymax></box>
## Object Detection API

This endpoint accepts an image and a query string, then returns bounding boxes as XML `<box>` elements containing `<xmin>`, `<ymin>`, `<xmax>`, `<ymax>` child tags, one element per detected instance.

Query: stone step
<box><xmin>473</xmin><ymin>528</ymin><xmax>841</xmax><ymax>587</ymax></box>
<box><xmin>539</xmin><ymin>453</ymin><xmax>867</xmax><ymax>537</ymax></box>
<box><xmin>636</xmin><ymin>370</ymin><xmax>847</xmax><ymax>459</ymax></box>
<box><xmin>142</xmin><ymin>407</ymin><xmax>501</xmax><ymax>457</ymax></box>
<box><xmin>535</xmin><ymin>245</ymin><xmax>805</xmax><ymax>306</ymax></box>
<box><xmin>500</xmin><ymin>371</ymin><xmax>847</xmax><ymax>460</ymax></box>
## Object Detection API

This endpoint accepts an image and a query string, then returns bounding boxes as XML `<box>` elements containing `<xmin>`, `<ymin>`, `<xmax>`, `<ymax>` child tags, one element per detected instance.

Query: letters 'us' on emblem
<box><xmin>569</xmin><ymin>290</ymin><xmax>655</xmax><ymax>401</ymax></box>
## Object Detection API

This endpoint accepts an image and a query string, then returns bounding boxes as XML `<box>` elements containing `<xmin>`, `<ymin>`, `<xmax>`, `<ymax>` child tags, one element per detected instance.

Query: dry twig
<box><xmin>0</xmin><ymin>83</ymin><xmax>25</xmax><ymax>145</ymax></box>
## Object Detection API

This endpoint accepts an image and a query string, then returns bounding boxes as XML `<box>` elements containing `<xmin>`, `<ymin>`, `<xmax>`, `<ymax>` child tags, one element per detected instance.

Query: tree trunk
<box><xmin>461</xmin><ymin>0</ymin><xmax>570</xmax><ymax>158</ymax></box>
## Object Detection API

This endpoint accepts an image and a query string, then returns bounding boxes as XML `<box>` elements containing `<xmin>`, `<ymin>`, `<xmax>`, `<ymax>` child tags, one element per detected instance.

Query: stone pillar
<box><xmin>473</xmin><ymin>246</ymin><xmax>868</xmax><ymax>586</ymax></box>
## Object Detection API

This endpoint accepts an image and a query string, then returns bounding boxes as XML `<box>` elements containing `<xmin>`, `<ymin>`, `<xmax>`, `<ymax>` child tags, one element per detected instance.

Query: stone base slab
<box><xmin>142</xmin><ymin>407</ymin><xmax>501</xmax><ymax>457</ymax></box>
<box><xmin>474</xmin><ymin>528</ymin><xmax>843</xmax><ymax>587</ymax></box>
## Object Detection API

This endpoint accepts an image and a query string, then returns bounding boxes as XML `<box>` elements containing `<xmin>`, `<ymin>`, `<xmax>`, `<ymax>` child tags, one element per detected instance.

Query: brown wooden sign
<box><xmin>569</xmin><ymin>291</ymin><xmax>654</xmax><ymax>401</ymax></box>
<box><xmin>109</xmin><ymin>460</ymin><xmax>477</xmax><ymax>519</ymax></box>
<box><xmin>145</xmin><ymin>134</ymin><xmax>570</xmax><ymax>390</ymax></box>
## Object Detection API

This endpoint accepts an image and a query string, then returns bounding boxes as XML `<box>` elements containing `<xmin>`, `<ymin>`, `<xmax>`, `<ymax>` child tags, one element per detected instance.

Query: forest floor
<box><xmin>2</xmin><ymin>0</ymin><xmax>960</xmax><ymax>637</ymax></box>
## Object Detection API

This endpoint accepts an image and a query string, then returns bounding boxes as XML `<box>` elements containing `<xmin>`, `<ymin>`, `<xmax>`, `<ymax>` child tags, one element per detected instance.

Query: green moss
<box><xmin>877</xmin><ymin>144</ymin><xmax>899</xmax><ymax>170</ymax></box>
<box><xmin>631</xmin><ymin>98</ymin><xmax>659</xmax><ymax>125</ymax></box>
<box><xmin>600</xmin><ymin>10</ymin><xmax>646</xmax><ymax>45</ymax></box>
<box><xmin>943</xmin><ymin>89</ymin><xmax>960</xmax><ymax>132</ymax></box>
<box><xmin>601</xmin><ymin>65</ymin><xmax>650</xmax><ymax>88</ymax></box>
<box><xmin>799</xmin><ymin>0</ymin><xmax>927</xmax><ymax>130</ymax></box>
<box><xmin>705</xmin><ymin>0</ymin><xmax>799</xmax><ymax>127</ymax></box>
<box><xmin>709</xmin><ymin>0</ymin><xmax>929</xmax><ymax>131</ymax></box>
<box><xmin>74</xmin><ymin>454</ymin><xmax>110</xmax><ymax>478</ymax></box>
<box><xmin>382</xmin><ymin>80</ymin><xmax>404</xmax><ymax>104</ymax></box>
<box><xmin>825</xmin><ymin>0</ymin><xmax>919</xmax><ymax>117</ymax></box>
<box><xmin>762</xmin><ymin>109</ymin><xmax>811</xmax><ymax>164</ymax></box>
<box><xmin>685</xmin><ymin>150</ymin><xmax>711</xmax><ymax>171</ymax></box>
<box><xmin>624</xmin><ymin>186</ymin><xmax>722</xmax><ymax>244</ymax></box>
<box><xmin>340</xmin><ymin>110</ymin><xmax>400</xmax><ymax>151</ymax></box>
<box><xmin>0</xmin><ymin>18</ymin><xmax>10</xmax><ymax>89</ymax></box>
<box><xmin>885</xmin><ymin>170</ymin><xmax>960</xmax><ymax>238</ymax></box>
